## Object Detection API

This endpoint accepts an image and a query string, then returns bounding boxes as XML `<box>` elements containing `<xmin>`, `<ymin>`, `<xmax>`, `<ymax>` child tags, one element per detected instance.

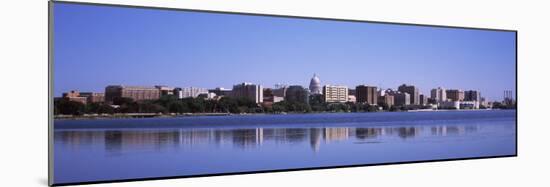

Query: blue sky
<box><xmin>53</xmin><ymin>3</ymin><xmax>516</xmax><ymax>101</ymax></box>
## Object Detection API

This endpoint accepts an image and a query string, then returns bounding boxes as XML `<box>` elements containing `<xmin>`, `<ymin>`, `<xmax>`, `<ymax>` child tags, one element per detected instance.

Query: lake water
<box><xmin>53</xmin><ymin>110</ymin><xmax>516</xmax><ymax>184</ymax></box>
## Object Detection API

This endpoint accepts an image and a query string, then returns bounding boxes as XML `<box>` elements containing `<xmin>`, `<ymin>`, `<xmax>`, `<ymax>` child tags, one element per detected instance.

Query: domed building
<box><xmin>309</xmin><ymin>73</ymin><xmax>321</xmax><ymax>95</ymax></box>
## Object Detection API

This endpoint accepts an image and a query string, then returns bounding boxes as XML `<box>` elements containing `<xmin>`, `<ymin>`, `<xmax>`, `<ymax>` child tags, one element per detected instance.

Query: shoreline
<box><xmin>53</xmin><ymin>108</ymin><xmax>509</xmax><ymax>120</ymax></box>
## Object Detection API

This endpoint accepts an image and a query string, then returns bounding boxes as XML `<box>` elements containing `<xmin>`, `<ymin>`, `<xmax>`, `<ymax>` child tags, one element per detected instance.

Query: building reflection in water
<box><xmin>55</xmin><ymin>124</ymin><xmax>478</xmax><ymax>154</ymax></box>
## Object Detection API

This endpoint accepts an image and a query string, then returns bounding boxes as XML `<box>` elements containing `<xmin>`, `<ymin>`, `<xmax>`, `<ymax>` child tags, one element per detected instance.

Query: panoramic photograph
<box><xmin>51</xmin><ymin>2</ymin><xmax>517</xmax><ymax>185</ymax></box>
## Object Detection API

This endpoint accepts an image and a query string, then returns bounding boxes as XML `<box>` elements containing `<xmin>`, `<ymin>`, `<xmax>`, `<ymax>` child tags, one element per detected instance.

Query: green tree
<box><xmin>55</xmin><ymin>99</ymin><xmax>85</xmax><ymax>115</ymax></box>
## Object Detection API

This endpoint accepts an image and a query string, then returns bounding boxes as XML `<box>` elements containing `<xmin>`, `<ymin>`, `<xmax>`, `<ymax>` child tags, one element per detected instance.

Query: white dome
<box><xmin>309</xmin><ymin>73</ymin><xmax>321</xmax><ymax>94</ymax></box>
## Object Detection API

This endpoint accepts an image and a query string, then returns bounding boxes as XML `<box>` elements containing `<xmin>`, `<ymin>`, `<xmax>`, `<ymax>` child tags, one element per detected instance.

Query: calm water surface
<box><xmin>54</xmin><ymin>110</ymin><xmax>516</xmax><ymax>184</ymax></box>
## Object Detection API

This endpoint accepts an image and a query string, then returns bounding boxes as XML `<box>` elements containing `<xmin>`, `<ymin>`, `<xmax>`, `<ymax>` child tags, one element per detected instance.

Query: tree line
<box><xmin>54</xmin><ymin>95</ymin><xmax>515</xmax><ymax>116</ymax></box>
<box><xmin>54</xmin><ymin>95</ymin><xmax>408</xmax><ymax>116</ymax></box>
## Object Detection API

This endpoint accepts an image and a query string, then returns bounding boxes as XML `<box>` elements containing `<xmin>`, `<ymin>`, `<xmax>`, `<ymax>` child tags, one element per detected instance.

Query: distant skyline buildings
<box><xmin>232</xmin><ymin>82</ymin><xmax>264</xmax><ymax>104</ymax></box>
<box><xmin>431</xmin><ymin>87</ymin><xmax>447</xmax><ymax>103</ymax></box>
<box><xmin>61</xmin><ymin>77</ymin><xmax>507</xmax><ymax>110</ymax></box>
<box><xmin>356</xmin><ymin>85</ymin><xmax>378</xmax><ymax>105</ymax></box>
<box><xmin>53</xmin><ymin>3</ymin><xmax>516</xmax><ymax>102</ymax></box>
<box><xmin>323</xmin><ymin>85</ymin><xmax>348</xmax><ymax>103</ymax></box>
<box><xmin>398</xmin><ymin>84</ymin><xmax>420</xmax><ymax>105</ymax></box>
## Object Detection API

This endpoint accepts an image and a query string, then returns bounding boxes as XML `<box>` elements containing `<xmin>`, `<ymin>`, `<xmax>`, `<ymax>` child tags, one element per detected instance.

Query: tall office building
<box><xmin>231</xmin><ymin>82</ymin><xmax>263</xmax><ymax>104</ymax></box>
<box><xmin>398</xmin><ymin>84</ymin><xmax>419</xmax><ymax>105</ymax></box>
<box><xmin>419</xmin><ymin>94</ymin><xmax>428</xmax><ymax>106</ymax></box>
<box><xmin>446</xmin><ymin>89</ymin><xmax>465</xmax><ymax>101</ymax></box>
<box><xmin>105</xmin><ymin>85</ymin><xmax>161</xmax><ymax>103</ymax></box>
<box><xmin>378</xmin><ymin>94</ymin><xmax>394</xmax><ymax>108</ymax></box>
<box><xmin>355</xmin><ymin>85</ymin><xmax>378</xmax><ymax>105</ymax></box>
<box><xmin>464</xmin><ymin>90</ymin><xmax>481</xmax><ymax>101</ymax></box>
<box><xmin>309</xmin><ymin>74</ymin><xmax>322</xmax><ymax>95</ymax></box>
<box><xmin>385</xmin><ymin>89</ymin><xmax>410</xmax><ymax>106</ymax></box>
<box><xmin>285</xmin><ymin>85</ymin><xmax>309</xmax><ymax>103</ymax></box>
<box><xmin>322</xmin><ymin>85</ymin><xmax>348</xmax><ymax>103</ymax></box>
<box><xmin>430</xmin><ymin>87</ymin><xmax>447</xmax><ymax>102</ymax></box>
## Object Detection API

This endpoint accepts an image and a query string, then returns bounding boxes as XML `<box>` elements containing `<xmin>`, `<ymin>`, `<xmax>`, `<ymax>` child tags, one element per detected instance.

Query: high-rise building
<box><xmin>419</xmin><ymin>94</ymin><xmax>428</xmax><ymax>106</ymax></box>
<box><xmin>464</xmin><ymin>90</ymin><xmax>481</xmax><ymax>101</ymax></box>
<box><xmin>309</xmin><ymin>74</ymin><xmax>321</xmax><ymax>95</ymax></box>
<box><xmin>355</xmin><ymin>85</ymin><xmax>378</xmax><ymax>105</ymax></box>
<box><xmin>446</xmin><ymin>89</ymin><xmax>465</xmax><ymax>101</ymax></box>
<box><xmin>105</xmin><ymin>85</ymin><xmax>161</xmax><ymax>103</ymax></box>
<box><xmin>378</xmin><ymin>94</ymin><xmax>394</xmax><ymax>108</ymax></box>
<box><xmin>398</xmin><ymin>84</ymin><xmax>419</xmax><ymax>105</ymax></box>
<box><xmin>386</xmin><ymin>89</ymin><xmax>410</xmax><ymax>106</ymax></box>
<box><xmin>285</xmin><ymin>85</ymin><xmax>309</xmax><ymax>103</ymax></box>
<box><xmin>430</xmin><ymin>87</ymin><xmax>447</xmax><ymax>102</ymax></box>
<box><xmin>322</xmin><ymin>85</ymin><xmax>348</xmax><ymax>103</ymax></box>
<box><xmin>231</xmin><ymin>82</ymin><xmax>263</xmax><ymax>104</ymax></box>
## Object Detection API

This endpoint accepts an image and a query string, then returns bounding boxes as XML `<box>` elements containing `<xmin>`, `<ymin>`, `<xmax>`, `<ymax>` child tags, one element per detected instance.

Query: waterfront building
<box><xmin>173</xmin><ymin>88</ymin><xmax>183</xmax><ymax>98</ymax></box>
<box><xmin>378</xmin><ymin>94</ymin><xmax>394</xmax><ymax>108</ymax></box>
<box><xmin>322</xmin><ymin>85</ymin><xmax>348</xmax><ymax>103</ymax></box>
<box><xmin>64</xmin><ymin>91</ymin><xmax>105</xmax><ymax>104</ymax></box>
<box><xmin>208</xmin><ymin>87</ymin><xmax>232</xmax><ymax>97</ymax></box>
<box><xmin>464</xmin><ymin>90</ymin><xmax>481</xmax><ymax>101</ymax></box>
<box><xmin>394</xmin><ymin>92</ymin><xmax>410</xmax><ymax>106</ymax></box>
<box><xmin>231</xmin><ymin>82</ymin><xmax>263</xmax><ymax>104</ymax></box>
<box><xmin>272</xmin><ymin>86</ymin><xmax>288</xmax><ymax>98</ymax></box>
<box><xmin>398</xmin><ymin>84</ymin><xmax>420</xmax><ymax>105</ymax></box>
<box><xmin>197</xmin><ymin>92</ymin><xmax>217</xmax><ymax>99</ymax></box>
<box><xmin>348</xmin><ymin>95</ymin><xmax>356</xmax><ymax>103</ymax></box>
<box><xmin>386</xmin><ymin>89</ymin><xmax>410</xmax><ymax>106</ymax></box>
<box><xmin>84</xmin><ymin>93</ymin><xmax>105</xmax><ymax>103</ymax></box>
<box><xmin>430</xmin><ymin>87</ymin><xmax>447</xmax><ymax>102</ymax></box>
<box><xmin>419</xmin><ymin>94</ymin><xmax>428</xmax><ymax>106</ymax></box>
<box><xmin>437</xmin><ymin>100</ymin><xmax>479</xmax><ymax>109</ymax></box>
<box><xmin>263</xmin><ymin>88</ymin><xmax>274</xmax><ymax>103</ymax></box>
<box><xmin>355</xmin><ymin>85</ymin><xmax>378</xmax><ymax>105</ymax></box>
<box><xmin>155</xmin><ymin>85</ymin><xmax>174</xmax><ymax>96</ymax></box>
<box><xmin>309</xmin><ymin>74</ymin><xmax>322</xmax><ymax>95</ymax></box>
<box><xmin>459</xmin><ymin>101</ymin><xmax>479</xmax><ymax>109</ymax></box>
<box><xmin>105</xmin><ymin>85</ymin><xmax>160</xmax><ymax>103</ymax></box>
<box><xmin>174</xmin><ymin>87</ymin><xmax>209</xmax><ymax>99</ymax></box>
<box><xmin>263</xmin><ymin>88</ymin><xmax>284</xmax><ymax>103</ymax></box>
<box><xmin>62</xmin><ymin>90</ymin><xmax>88</xmax><ymax>104</ymax></box>
<box><xmin>285</xmin><ymin>85</ymin><xmax>309</xmax><ymax>103</ymax></box>
<box><xmin>446</xmin><ymin>89</ymin><xmax>465</xmax><ymax>101</ymax></box>
<box><xmin>480</xmin><ymin>97</ymin><xmax>489</xmax><ymax>108</ymax></box>
<box><xmin>439</xmin><ymin>101</ymin><xmax>460</xmax><ymax>109</ymax></box>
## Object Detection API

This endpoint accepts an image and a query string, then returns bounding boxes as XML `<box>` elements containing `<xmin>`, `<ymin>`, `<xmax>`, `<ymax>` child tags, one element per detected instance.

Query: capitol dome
<box><xmin>309</xmin><ymin>73</ymin><xmax>321</xmax><ymax>95</ymax></box>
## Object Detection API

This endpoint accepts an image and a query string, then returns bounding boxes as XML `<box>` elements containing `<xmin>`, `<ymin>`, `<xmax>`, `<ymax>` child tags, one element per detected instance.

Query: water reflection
<box><xmin>55</xmin><ymin>125</ymin><xmax>479</xmax><ymax>154</ymax></box>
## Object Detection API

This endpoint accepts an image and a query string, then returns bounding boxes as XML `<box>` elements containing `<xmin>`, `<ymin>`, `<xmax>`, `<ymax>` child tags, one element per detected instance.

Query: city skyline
<box><xmin>53</xmin><ymin>3</ymin><xmax>516</xmax><ymax>101</ymax></box>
